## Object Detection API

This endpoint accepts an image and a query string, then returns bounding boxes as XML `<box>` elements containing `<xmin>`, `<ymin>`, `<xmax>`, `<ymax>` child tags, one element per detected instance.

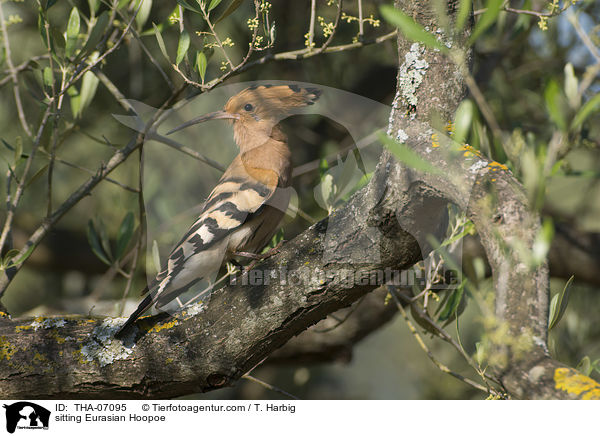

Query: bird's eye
<box><xmin>244</xmin><ymin>103</ymin><xmax>254</xmax><ymax>112</ymax></box>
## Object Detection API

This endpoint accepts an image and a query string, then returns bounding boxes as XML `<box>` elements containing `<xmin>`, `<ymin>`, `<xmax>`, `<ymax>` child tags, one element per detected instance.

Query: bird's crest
<box><xmin>224</xmin><ymin>84</ymin><xmax>321</xmax><ymax>120</ymax></box>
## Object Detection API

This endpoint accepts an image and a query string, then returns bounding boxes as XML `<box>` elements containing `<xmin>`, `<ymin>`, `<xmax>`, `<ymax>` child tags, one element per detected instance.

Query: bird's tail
<box><xmin>114</xmin><ymin>290</ymin><xmax>154</xmax><ymax>339</ymax></box>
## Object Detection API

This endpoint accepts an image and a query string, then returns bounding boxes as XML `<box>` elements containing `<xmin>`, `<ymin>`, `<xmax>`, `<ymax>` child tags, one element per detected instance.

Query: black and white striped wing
<box><xmin>149</xmin><ymin>175</ymin><xmax>276</xmax><ymax>306</ymax></box>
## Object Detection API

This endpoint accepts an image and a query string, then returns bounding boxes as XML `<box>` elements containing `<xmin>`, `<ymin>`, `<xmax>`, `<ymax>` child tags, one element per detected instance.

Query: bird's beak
<box><xmin>166</xmin><ymin>111</ymin><xmax>240</xmax><ymax>135</ymax></box>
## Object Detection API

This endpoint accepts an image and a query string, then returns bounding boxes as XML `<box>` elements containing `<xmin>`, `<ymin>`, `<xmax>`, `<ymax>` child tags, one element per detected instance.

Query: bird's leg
<box><xmin>233</xmin><ymin>240</ymin><xmax>285</xmax><ymax>261</ymax></box>
<box><xmin>233</xmin><ymin>240</ymin><xmax>285</xmax><ymax>272</ymax></box>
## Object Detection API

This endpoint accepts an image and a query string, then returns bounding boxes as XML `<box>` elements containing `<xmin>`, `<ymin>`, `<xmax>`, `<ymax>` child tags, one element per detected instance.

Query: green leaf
<box><xmin>14</xmin><ymin>136</ymin><xmax>23</xmax><ymax>166</ymax></box>
<box><xmin>548</xmin><ymin>275</ymin><xmax>574</xmax><ymax>330</ymax></box>
<box><xmin>9</xmin><ymin>243</ymin><xmax>36</xmax><ymax>268</ymax></box>
<box><xmin>469</xmin><ymin>0</ymin><xmax>504</xmax><ymax>44</ymax></box>
<box><xmin>176</xmin><ymin>0</ymin><xmax>202</xmax><ymax>13</ymax></box>
<box><xmin>532</xmin><ymin>218</ymin><xmax>554</xmax><ymax>265</ymax></box>
<box><xmin>151</xmin><ymin>239</ymin><xmax>161</xmax><ymax>273</ymax></box>
<box><xmin>87</xmin><ymin>220</ymin><xmax>111</xmax><ymax>265</ymax></box>
<box><xmin>65</xmin><ymin>7</ymin><xmax>81</xmax><ymax>58</ymax></box>
<box><xmin>96</xmin><ymin>218</ymin><xmax>113</xmax><ymax>263</ymax></box>
<box><xmin>42</xmin><ymin>67</ymin><xmax>53</xmax><ymax>87</ymax></box>
<box><xmin>38</xmin><ymin>12</ymin><xmax>49</xmax><ymax>48</ymax></box>
<box><xmin>564</xmin><ymin>63</ymin><xmax>579</xmax><ymax>110</ymax></box>
<box><xmin>135</xmin><ymin>0</ymin><xmax>153</xmax><ymax>29</ymax></box>
<box><xmin>453</xmin><ymin>99</ymin><xmax>474</xmax><ymax>145</ymax></box>
<box><xmin>50</xmin><ymin>27</ymin><xmax>65</xmax><ymax>51</ymax></box>
<box><xmin>571</xmin><ymin>93</ymin><xmax>600</xmax><ymax>130</ymax></box>
<box><xmin>116</xmin><ymin>212</ymin><xmax>135</xmax><ymax>259</ymax></box>
<box><xmin>2</xmin><ymin>249</ymin><xmax>21</xmax><ymax>266</ymax></box>
<box><xmin>68</xmin><ymin>85</ymin><xmax>81</xmax><ymax>119</ymax></box>
<box><xmin>43</xmin><ymin>0</ymin><xmax>58</xmax><ymax>10</ymax></box>
<box><xmin>544</xmin><ymin>79</ymin><xmax>567</xmax><ymax>131</ymax></box>
<box><xmin>380</xmin><ymin>5</ymin><xmax>446</xmax><ymax>52</ymax></box>
<box><xmin>77</xmin><ymin>69</ymin><xmax>100</xmax><ymax>118</ymax></box>
<box><xmin>208</xmin><ymin>0</ymin><xmax>223</xmax><ymax>11</ymax></box>
<box><xmin>438</xmin><ymin>285</ymin><xmax>464</xmax><ymax>322</ymax></box>
<box><xmin>152</xmin><ymin>23</ymin><xmax>170</xmax><ymax>63</ymax></box>
<box><xmin>455</xmin><ymin>0</ymin><xmax>471</xmax><ymax>31</ymax></box>
<box><xmin>215</xmin><ymin>0</ymin><xmax>244</xmax><ymax>24</ymax></box>
<box><xmin>176</xmin><ymin>30</ymin><xmax>190</xmax><ymax>66</ymax></box>
<box><xmin>2</xmin><ymin>243</ymin><xmax>35</xmax><ymax>268</ymax></box>
<box><xmin>80</xmin><ymin>11</ymin><xmax>109</xmax><ymax>57</ymax></box>
<box><xmin>318</xmin><ymin>157</ymin><xmax>329</xmax><ymax>178</ymax></box>
<box><xmin>88</xmin><ymin>0</ymin><xmax>100</xmax><ymax>15</ymax></box>
<box><xmin>195</xmin><ymin>50</ymin><xmax>207</xmax><ymax>82</ymax></box>
<box><xmin>266</xmin><ymin>228</ymin><xmax>284</xmax><ymax>250</ymax></box>
<box><xmin>475</xmin><ymin>342</ymin><xmax>485</xmax><ymax>366</ymax></box>
<box><xmin>379</xmin><ymin>132</ymin><xmax>442</xmax><ymax>175</ymax></box>
<box><xmin>576</xmin><ymin>356</ymin><xmax>592</xmax><ymax>376</ymax></box>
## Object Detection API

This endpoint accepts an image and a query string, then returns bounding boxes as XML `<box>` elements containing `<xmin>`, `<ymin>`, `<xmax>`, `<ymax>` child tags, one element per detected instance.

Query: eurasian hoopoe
<box><xmin>115</xmin><ymin>84</ymin><xmax>321</xmax><ymax>338</ymax></box>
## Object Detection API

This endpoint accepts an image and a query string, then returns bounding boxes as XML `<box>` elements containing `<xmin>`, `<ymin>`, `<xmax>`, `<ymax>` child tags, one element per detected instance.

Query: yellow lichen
<box><xmin>78</xmin><ymin>319</ymin><xmax>96</xmax><ymax>325</ymax></box>
<box><xmin>33</xmin><ymin>352</ymin><xmax>48</xmax><ymax>363</ymax></box>
<box><xmin>458</xmin><ymin>144</ymin><xmax>481</xmax><ymax>158</ymax></box>
<box><xmin>554</xmin><ymin>367</ymin><xmax>600</xmax><ymax>399</ymax></box>
<box><xmin>488</xmin><ymin>161</ymin><xmax>508</xmax><ymax>171</ymax></box>
<box><xmin>0</xmin><ymin>336</ymin><xmax>17</xmax><ymax>360</ymax></box>
<box><xmin>48</xmin><ymin>330</ymin><xmax>66</xmax><ymax>344</ymax></box>
<box><xmin>74</xmin><ymin>348</ymin><xmax>92</xmax><ymax>365</ymax></box>
<box><xmin>147</xmin><ymin>319</ymin><xmax>179</xmax><ymax>334</ymax></box>
<box><xmin>15</xmin><ymin>325</ymin><xmax>33</xmax><ymax>332</ymax></box>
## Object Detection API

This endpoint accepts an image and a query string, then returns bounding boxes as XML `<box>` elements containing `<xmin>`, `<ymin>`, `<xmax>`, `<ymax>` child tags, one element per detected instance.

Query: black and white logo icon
<box><xmin>3</xmin><ymin>402</ymin><xmax>50</xmax><ymax>434</ymax></box>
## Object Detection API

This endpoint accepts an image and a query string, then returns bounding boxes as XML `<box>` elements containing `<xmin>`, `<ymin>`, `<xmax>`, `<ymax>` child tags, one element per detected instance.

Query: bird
<box><xmin>115</xmin><ymin>84</ymin><xmax>322</xmax><ymax>338</ymax></box>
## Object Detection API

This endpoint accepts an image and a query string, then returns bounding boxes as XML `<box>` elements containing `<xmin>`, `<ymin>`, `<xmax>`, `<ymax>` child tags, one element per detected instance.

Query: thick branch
<box><xmin>0</xmin><ymin>152</ymin><xmax>447</xmax><ymax>398</ymax></box>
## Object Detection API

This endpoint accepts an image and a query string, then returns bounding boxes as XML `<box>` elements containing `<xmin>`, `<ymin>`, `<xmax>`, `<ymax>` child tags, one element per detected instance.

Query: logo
<box><xmin>2</xmin><ymin>402</ymin><xmax>50</xmax><ymax>434</ymax></box>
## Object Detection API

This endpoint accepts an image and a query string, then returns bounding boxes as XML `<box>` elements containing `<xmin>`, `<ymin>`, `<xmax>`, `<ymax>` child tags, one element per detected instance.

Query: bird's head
<box><xmin>167</xmin><ymin>85</ymin><xmax>321</xmax><ymax>143</ymax></box>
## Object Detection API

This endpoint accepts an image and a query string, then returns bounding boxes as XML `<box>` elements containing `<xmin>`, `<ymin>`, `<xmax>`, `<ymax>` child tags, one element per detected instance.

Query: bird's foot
<box><xmin>233</xmin><ymin>240</ymin><xmax>284</xmax><ymax>261</ymax></box>
<box><xmin>233</xmin><ymin>240</ymin><xmax>285</xmax><ymax>273</ymax></box>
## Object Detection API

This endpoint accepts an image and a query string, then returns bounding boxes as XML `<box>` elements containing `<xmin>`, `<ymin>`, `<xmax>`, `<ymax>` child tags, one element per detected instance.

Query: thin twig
<box><xmin>242</xmin><ymin>374</ymin><xmax>300</xmax><ymax>400</ymax></box>
<box><xmin>390</xmin><ymin>285</ymin><xmax>503</xmax><ymax>390</ymax></box>
<box><xmin>314</xmin><ymin>0</ymin><xmax>343</xmax><ymax>54</ymax></box>
<box><xmin>55</xmin><ymin>1</ymin><xmax>142</xmax><ymax>102</ymax></box>
<box><xmin>120</xmin><ymin>149</ymin><xmax>145</xmax><ymax>315</ymax></box>
<box><xmin>357</xmin><ymin>0</ymin><xmax>364</xmax><ymax>40</ymax></box>
<box><xmin>199</xmin><ymin>1</ymin><xmax>234</xmax><ymax>69</ymax></box>
<box><xmin>453</xmin><ymin>53</ymin><xmax>502</xmax><ymax>142</ymax></box>
<box><xmin>111</xmin><ymin>6</ymin><xmax>175</xmax><ymax>90</ymax></box>
<box><xmin>171</xmin><ymin>1</ymin><xmax>261</xmax><ymax>92</ymax></box>
<box><xmin>148</xmin><ymin>132</ymin><xmax>226</xmax><ymax>172</ymax></box>
<box><xmin>0</xmin><ymin>55</ymin><xmax>49</xmax><ymax>88</ymax></box>
<box><xmin>0</xmin><ymin>106</ymin><xmax>52</xmax><ymax>254</ymax></box>
<box><xmin>0</xmin><ymin>2</ymin><xmax>31</xmax><ymax>136</ymax></box>
<box><xmin>314</xmin><ymin>295</ymin><xmax>366</xmax><ymax>333</ymax></box>
<box><xmin>308</xmin><ymin>0</ymin><xmax>317</xmax><ymax>50</ymax></box>
<box><xmin>0</xmin><ymin>83</ymin><xmax>188</xmax><ymax>297</ymax></box>
<box><xmin>387</xmin><ymin>285</ymin><xmax>490</xmax><ymax>393</ymax></box>
<box><xmin>474</xmin><ymin>3</ymin><xmax>573</xmax><ymax>18</ymax></box>
<box><xmin>46</xmin><ymin>68</ymin><xmax>69</xmax><ymax>217</ymax></box>
<box><xmin>567</xmin><ymin>11</ymin><xmax>600</xmax><ymax>64</ymax></box>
